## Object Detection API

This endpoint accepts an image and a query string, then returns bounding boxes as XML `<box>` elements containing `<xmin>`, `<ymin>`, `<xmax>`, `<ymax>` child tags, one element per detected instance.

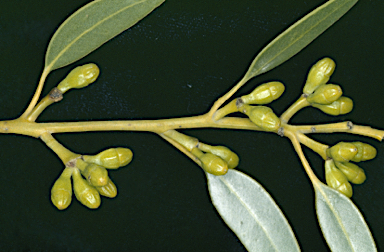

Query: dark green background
<box><xmin>0</xmin><ymin>0</ymin><xmax>383</xmax><ymax>251</ymax></box>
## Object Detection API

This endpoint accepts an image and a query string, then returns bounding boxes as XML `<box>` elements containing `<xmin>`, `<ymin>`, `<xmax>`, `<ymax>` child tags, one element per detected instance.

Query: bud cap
<box><xmin>73</xmin><ymin>169</ymin><xmax>101</xmax><ymax>209</ymax></box>
<box><xmin>306</xmin><ymin>84</ymin><xmax>342</xmax><ymax>105</ymax></box>
<box><xmin>200</xmin><ymin>153</ymin><xmax>228</xmax><ymax>176</ymax></box>
<box><xmin>303</xmin><ymin>57</ymin><xmax>336</xmax><ymax>95</ymax></box>
<box><xmin>241</xmin><ymin>81</ymin><xmax>285</xmax><ymax>105</ymax></box>
<box><xmin>327</xmin><ymin>142</ymin><xmax>358</xmax><ymax>162</ymax></box>
<box><xmin>325</xmin><ymin>160</ymin><xmax>353</xmax><ymax>198</ymax></box>
<box><xmin>242</xmin><ymin>105</ymin><xmax>280</xmax><ymax>132</ymax></box>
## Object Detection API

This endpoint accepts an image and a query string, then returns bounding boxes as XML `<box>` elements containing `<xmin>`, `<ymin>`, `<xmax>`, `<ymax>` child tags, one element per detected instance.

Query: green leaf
<box><xmin>45</xmin><ymin>0</ymin><xmax>165</xmax><ymax>72</ymax></box>
<box><xmin>315</xmin><ymin>182</ymin><xmax>377</xmax><ymax>252</ymax></box>
<box><xmin>244</xmin><ymin>0</ymin><xmax>358</xmax><ymax>80</ymax></box>
<box><xmin>207</xmin><ymin>169</ymin><xmax>300</xmax><ymax>252</ymax></box>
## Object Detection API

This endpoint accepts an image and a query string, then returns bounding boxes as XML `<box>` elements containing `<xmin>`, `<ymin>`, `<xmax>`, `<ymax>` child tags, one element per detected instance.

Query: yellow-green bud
<box><xmin>306</xmin><ymin>84</ymin><xmax>342</xmax><ymax>105</ymax></box>
<box><xmin>72</xmin><ymin>169</ymin><xmax>101</xmax><ymax>209</ymax></box>
<box><xmin>312</xmin><ymin>96</ymin><xmax>353</xmax><ymax>116</ymax></box>
<box><xmin>325</xmin><ymin>160</ymin><xmax>353</xmax><ymax>198</ymax></box>
<box><xmin>303</xmin><ymin>57</ymin><xmax>336</xmax><ymax>95</ymax></box>
<box><xmin>57</xmin><ymin>63</ymin><xmax>100</xmax><ymax>93</ymax></box>
<box><xmin>241</xmin><ymin>105</ymin><xmax>280</xmax><ymax>132</ymax></box>
<box><xmin>327</xmin><ymin>142</ymin><xmax>358</xmax><ymax>162</ymax></box>
<box><xmin>334</xmin><ymin>162</ymin><xmax>366</xmax><ymax>184</ymax></box>
<box><xmin>96</xmin><ymin>179</ymin><xmax>117</xmax><ymax>198</ymax></box>
<box><xmin>351</xmin><ymin>142</ymin><xmax>377</xmax><ymax>162</ymax></box>
<box><xmin>198</xmin><ymin>144</ymin><xmax>239</xmax><ymax>169</ymax></box>
<box><xmin>82</xmin><ymin>163</ymin><xmax>109</xmax><ymax>187</ymax></box>
<box><xmin>51</xmin><ymin>168</ymin><xmax>73</xmax><ymax>210</ymax></box>
<box><xmin>84</xmin><ymin>148</ymin><xmax>133</xmax><ymax>169</ymax></box>
<box><xmin>241</xmin><ymin>81</ymin><xmax>285</xmax><ymax>105</ymax></box>
<box><xmin>199</xmin><ymin>153</ymin><xmax>228</xmax><ymax>176</ymax></box>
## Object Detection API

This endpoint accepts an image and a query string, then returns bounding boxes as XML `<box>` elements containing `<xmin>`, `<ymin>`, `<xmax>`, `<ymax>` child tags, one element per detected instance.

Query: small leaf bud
<box><xmin>312</xmin><ymin>96</ymin><xmax>353</xmax><ymax>116</ymax></box>
<box><xmin>84</xmin><ymin>148</ymin><xmax>133</xmax><ymax>169</ymax></box>
<box><xmin>327</xmin><ymin>142</ymin><xmax>358</xmax><ymax>162</ymax></box>
<box><xmin>351</xmin><ymin>142</ymin><xmax>377</xmax><ymax>162</ymax></box>
<box><xmin>96</xmin><ymin>179</ymin><xmax>117</xmax><ymax>198</ymax></box>
<box><xmin>51</xmin><ymin>168</ymin><xmax>73</xmax><ymax>210</ymax></box>
<box><xmin>241</xmin><ymin>81</ymin><xmax>285</xmax><ymax>105</ymax></box>
<box><xmin>325</xmin><ymin>160</ymin><xmax>353</xmax><ymax>198</ymax></box>
<box><xmin>306</xmin><ymin>84</ymin><xmax>342</xmax><ymax>105</ymax></box>
<box><xmin>334</xmin><ymin>162</ymin><xmax>366</xmax><ymax>184</ymax></box>
<box><xmin>303</xmin><ymin>57</ymin><xmax>336</xmax><ymax>95</ymax></box>
<box><xmin>82</xmin><ymin>163</ymin><xmax>109</xmax><ymax>187</ymax></box>
<box><xmin>199</xmin><ymin>153</ymin><xmax>228</xmax><ymax>176</ymax></box>
<box><xmin>72</xmin><ymin>168</ymin><xmax>101</xmax><ymax>209</ymax></box>
<box><xmin>241</xmin><ymin>105</ymin><xmax>280</xmax><ymax>132</ymax></box>
<box><xmin>57</xmin><ymin>63</ymin><xmax>100</xmax><ymax>93</ymax></box>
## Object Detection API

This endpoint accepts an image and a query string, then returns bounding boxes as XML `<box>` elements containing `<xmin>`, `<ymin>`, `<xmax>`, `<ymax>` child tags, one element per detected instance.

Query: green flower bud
<box><xmin>51</xmin><ymin>168</ymin><xmax>73</xmax><ymax>210</ymax></box>
<box><xmin>82</xmin><ymin>163</ymin><xmax>109</xmax><ymax>187</ymax></box>
<box><xmin>96</xmin><ymin>179</ymin><xmax>117</xmax><ymax>198</ymax></box>
<box><xmin>325</xmin><ymin>160</ymin><xmax>353</xmax><ymax>198</ymax></box>
<box><xmin>72</xmin><ymin>169</ymin><xmax>101</xmax><ymax>209</ymax></box>
<box><xmin>241</xmin><ymin>105</ymin><xmax>280</xmax><ymax>132</ymax></box>
<box><xmin>312</xmin><ymin>96</ymin><xmax>353</xmax><ymax>116</ymax></box>
<box><xmin>303</xmin><ymin>57</ymin><xmax>336</xmax><ymax>95</ymax></box>
<box><xmin>327</xmin><ymin>142</ymin><xmax>358</xmax><ymax>162</ymax></box>
<box><xmin>84</xmin><ymin>148</ymin><xmax>133</xmax><ymax>169</ymax></box>
<box><xmin>199</xmin><ymin>152</ymin><xmax>228</xmax><ymax>176</ymax></box>
<box><xmin>198</xmin><ymin>144</ymin><xmax>239</xmax><ymax>169</ymax></box>
<box><xmin>57</xmin><ymin>63</ymin><xmax>100</xmax><ymax>93</ymax></box>
<box><xmin>306</xmin><ymin>84</ymin><xmax>342</xmax><ymax>105</ymax></box>
<box><xmin>334</xmin><ymin>162</ymin><xmax>366</xmax><ymax>184</ymax></box>
<box><xmin>241</xmin><ymin>81</ymin><xmax>285</xmax><ymax>105</ymax></box>
<box><xmin>351</xmin><ymin>142</ymin><xmax>377</xmax><ymax>162</ymax></box>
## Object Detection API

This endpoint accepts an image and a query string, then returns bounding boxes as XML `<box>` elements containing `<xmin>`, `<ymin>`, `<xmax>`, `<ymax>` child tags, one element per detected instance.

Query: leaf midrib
<box><xmin>219</xmin><ymin>176</ymin><xmax>279</xmax><ymax>252</ymax></box>
<box><xmin>250</xmin><ymin>0</ymin><xmax>354</xmax><ymax>76</ymax></box>
<box><xmin>46</xmin><ymin>0</ymin><xmax>147</xmax><ymax>70</ymax></box>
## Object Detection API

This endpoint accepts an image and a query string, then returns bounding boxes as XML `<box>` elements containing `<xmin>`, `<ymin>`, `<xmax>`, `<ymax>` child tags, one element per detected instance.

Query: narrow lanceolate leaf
<box><xmin>244</xmin><ymin>0</ymin><xmax>358</xmax><ymax>80</ymax></box>
<box><xmin>315</xmin><ymin>182</ymin><xmax>377</xmax><ymax>252</ymax></box>
<box><xmin>207</xmin><ymin>170</ymin><xmax>300</xmax><ymax>252</ymax></box>
<box><xmin>45</xmin><ymin>0</ymin><xmax>165</xmax><ymax>72</ymax></box>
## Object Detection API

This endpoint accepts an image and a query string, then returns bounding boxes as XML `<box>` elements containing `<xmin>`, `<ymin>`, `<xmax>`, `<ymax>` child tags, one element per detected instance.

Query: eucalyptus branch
<box><xmin>283</xmin><ymin>127</ymin><xmax>319</xmax><ymax>184</ymax></box>
<box><xmin>293</xmin><ymin>122</ymin><xmax>384</xmax><ymax>141</ymax></box>
<box><xmin>280</xmin><ymin>95</ymin><xmax>310</xmax><ymax>123</ymax></box>
<box><xmin>2</xmin><ymin>0</ymin><xmax>380</xmax><ymax>251</ymax></box>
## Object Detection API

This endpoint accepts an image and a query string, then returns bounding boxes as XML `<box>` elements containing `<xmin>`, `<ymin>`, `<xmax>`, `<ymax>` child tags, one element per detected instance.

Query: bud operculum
<box><xmin>327</xmin><ymin>142</ymin><xmax>358</xmax><ymax>162</ymax></box>
<box><xmin>303</xmin><ymin>57</ymin><xmax>336</xmax><ymax>95</ymax></box>
<box><xmin>351</xmin><ymin>142</ymin><xmax>377</xmax><ymax>162</ymax></box>
<box><xmin>241</xmin><ymin>105</ymin><xmax>280</xmax><ymax>132</ymax></box>
<box><xmin>57</xmin><ymin>63</ymin><xmax>100</xmax><ymax>93</ymax></box>
<box><xmin>72</xmin><ymin>168</ymin><xmax>101</xmax><ymax>209</ymax></box>
<box><xmin>334</xmin><ymin>162</ymin><xmax>366</xmax><ymax>184</ymax></box>
<box><xmin>325</xmin><ymin>160</ymin><xmax>353</xmax><ymax>198</ymax></box>
<box><xmin>241</xmin><ymin>81</ymin><xmax>285</xmax><ymax>105</ymax></box>
<box><xmin>51</xmin><ymin>167</ymin><xmax>73</xmax><ymax>210</ymax></box>
<box><xmin>306</xmin><ymin>84</ymin><xmax>342</xmax><ymax>105</ymax></box>
<box><xmin>312</xmin><ymin>96</ymin><xmax>353</xmax><ymax>116</ymax></box>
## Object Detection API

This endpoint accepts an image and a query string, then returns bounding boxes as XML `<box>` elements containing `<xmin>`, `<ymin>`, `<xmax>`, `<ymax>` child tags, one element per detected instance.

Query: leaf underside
<box><xmin>315</xmin><ymin>182</ymin><xmax>377</xmax><ymax>252</ymax></box>
<box><xmin>244</xmin><ymin>0</ymin><xmax>359</xmax><ymax>80</ymax></box>
<box><xmin>45</xmin><ymin>0</ymin><xmax>165</xmax><ymax>72</ymax></box>
<box><xmin>207</xmin><ymin>170</ymin><xmax>300</xmax><ymax>252</ymax></box>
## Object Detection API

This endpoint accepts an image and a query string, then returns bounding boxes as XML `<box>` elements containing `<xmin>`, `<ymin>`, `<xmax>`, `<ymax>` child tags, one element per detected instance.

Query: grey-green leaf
<box><xmin>244</xmin><ymin>0</ymin><xmax>358</xmax><ymax>80</ymax></box>
<box><xmin>315</xmin><ymin>182</ymin><xmax>377</xmax><ymax>252</ymax></box>
<box><xmin>45</xmin><ymin>0</ymin><xmax>165</xmax><ymax>72</ymax></box>
<box><xmin>207</xmin><ymin>169</ymin><xmax>300</xmax><ymax>252</ymax></box>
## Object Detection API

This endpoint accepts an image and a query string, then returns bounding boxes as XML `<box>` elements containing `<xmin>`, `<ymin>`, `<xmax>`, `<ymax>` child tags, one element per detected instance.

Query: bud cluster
<box><xmin>325</xmin><ymin>142</ymin><xmax>376</xmax><ymax>197</ymax></box>
<box><xmin>303</xmin><ymin>57</ymin><xmax>353</xmax><ymax>116</ymax></box>
<box><xmin>193</xmin><ymin>143</ymin><xmax>240</xmax><ymax>175</ymax></box>
<box><xmin>51</xmin><ymin>147</ymin><xmax>133</xmax><ymax>210</ymax></box>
